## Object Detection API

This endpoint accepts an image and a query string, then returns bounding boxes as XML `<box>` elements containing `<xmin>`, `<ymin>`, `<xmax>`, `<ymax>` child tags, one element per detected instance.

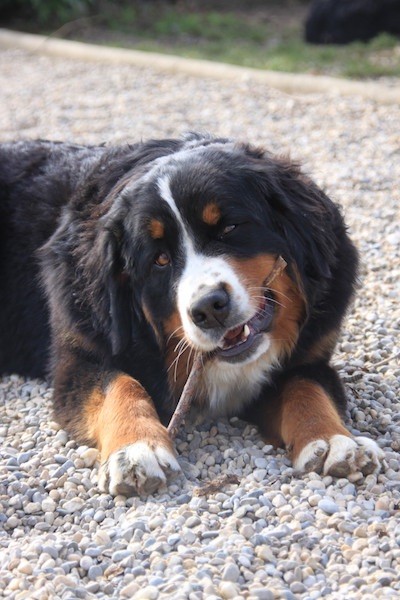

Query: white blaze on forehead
<box><xmin>157</xmin><ymin>175</ymin><xmax>188</xmax><ymax>233</ymax></box>
<box><xmin>157</xmin><ymin>176</ymin><xmax>252</xmax><ymax>351</ymax></box>
<box><xmin>156</xmin><ymin>168</ymin><xmax>279</xmax><ymax>416</ymax></box>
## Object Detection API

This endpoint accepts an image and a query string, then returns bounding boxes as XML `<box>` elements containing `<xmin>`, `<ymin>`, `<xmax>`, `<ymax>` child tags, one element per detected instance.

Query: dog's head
<box><xmin>88</xmin><ymin>135</ymin><xmax>344</xmax><ymax>405</ymax></box>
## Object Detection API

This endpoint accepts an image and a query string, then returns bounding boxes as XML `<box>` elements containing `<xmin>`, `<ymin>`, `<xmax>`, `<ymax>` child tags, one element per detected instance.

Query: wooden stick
<box><xmin>167</xmin><ymin>256</ymin><xmax>287</xmax><ymax>439</ymax></box>
<box><xmin>263</xmin><ymin>255</ymin><xmax>287</xmax><ymax>288</ymax></box>
<box><xmin>167</xmin><ymin>352</ymin><xmax>205</xmax><ymax>438</ymax></box>
<box><xmin>193</xmin><ymin>473</ymin><xmax>240</xmax><ymax>496</ymax></box>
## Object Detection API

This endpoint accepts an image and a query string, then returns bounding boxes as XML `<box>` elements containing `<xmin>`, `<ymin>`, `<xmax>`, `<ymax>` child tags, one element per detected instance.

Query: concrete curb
<box><xmin>0</xmin><ymin>28</ymin><xmax>399</xmax><ymax>104</ymax></box>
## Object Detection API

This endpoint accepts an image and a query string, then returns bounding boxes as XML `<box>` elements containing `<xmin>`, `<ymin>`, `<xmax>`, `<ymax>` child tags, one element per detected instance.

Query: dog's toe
<box><xmin>294</xmin><ymin>439</ymin><xmax>329</xmax><ymax>474</ymax></box>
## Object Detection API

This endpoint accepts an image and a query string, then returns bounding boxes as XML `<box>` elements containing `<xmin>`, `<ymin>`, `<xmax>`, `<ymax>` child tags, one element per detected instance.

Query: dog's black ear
<box><xmin>96</xmin><ymin>221</ymin><xmax>133</xmax><ymax>357</ymax></box>
<box><xmin>39</xmin><ymin>197</ymin><xmax>134</xmax><ymax>357</ymax></box>
<box><xmin>245</xmin><ymin>154</ymin><xmax>340</xmax><ymax>282</ymax></box>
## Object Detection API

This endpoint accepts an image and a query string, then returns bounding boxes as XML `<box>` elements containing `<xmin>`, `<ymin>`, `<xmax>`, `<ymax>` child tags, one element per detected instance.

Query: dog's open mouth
<box><xmin>216</xmin><ymin>295</ymin><xmax>275</xmax><ymax>360</ymax></box>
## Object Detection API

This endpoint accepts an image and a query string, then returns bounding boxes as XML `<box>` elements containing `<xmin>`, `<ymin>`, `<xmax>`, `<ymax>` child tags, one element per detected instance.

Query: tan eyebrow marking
<box><xmin>202</xmin><ymin>202</ymin><xmax>221</xmax><ymax>226</ymax></box>
<box><xmin>149</xmin><ymin>219</ymin><xmax>165</xmax><ymax>239</ymax></box>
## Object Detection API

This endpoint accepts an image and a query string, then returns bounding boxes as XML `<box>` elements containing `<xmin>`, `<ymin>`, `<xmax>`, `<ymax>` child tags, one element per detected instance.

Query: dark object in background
<box><xmin>305</xmin><ymin>0</ymin><xmax>400</xmax><ymax>44</ymax></box>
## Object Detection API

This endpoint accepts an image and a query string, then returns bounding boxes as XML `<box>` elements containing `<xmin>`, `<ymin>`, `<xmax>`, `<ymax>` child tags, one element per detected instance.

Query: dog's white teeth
<box><xmin>219</xmin><ymin>323</ymin><xmax>250</xmax><ymax>350</ymax></box>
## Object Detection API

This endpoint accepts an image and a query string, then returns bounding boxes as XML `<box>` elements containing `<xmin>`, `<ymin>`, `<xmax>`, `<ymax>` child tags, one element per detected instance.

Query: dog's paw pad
<box><xmin>98</xmin><ymin>441</ymin><xmax>181</xmax><ymax>496</ymax></box>
<box><xmin>294</xmin><ymin>439</ymin><xmax>329</xmax><ymax>473</ymax></box>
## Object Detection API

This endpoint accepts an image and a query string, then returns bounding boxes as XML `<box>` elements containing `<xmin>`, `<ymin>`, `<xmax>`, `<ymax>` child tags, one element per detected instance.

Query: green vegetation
<box><xmin>4</xmin><ymin>1</ymin><xmax>400</xmax><ymax>80</ymax></box>
<box><xmin>123</xmin><ymin>19</ymin><xmax>400</xmax><ymax>79</ymax></box>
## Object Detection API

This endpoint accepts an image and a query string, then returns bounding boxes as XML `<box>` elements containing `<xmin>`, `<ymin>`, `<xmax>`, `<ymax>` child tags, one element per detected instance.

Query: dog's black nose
<box><xmin>190</xmin><ymin>287</ymin><xmax>230</xmax><ymax>329</ymax></box>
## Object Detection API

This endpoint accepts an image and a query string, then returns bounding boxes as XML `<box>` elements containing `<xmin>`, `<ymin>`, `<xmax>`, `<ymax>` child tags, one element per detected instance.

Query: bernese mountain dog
<box><xmin>0</xmin><ymin>133</ymin><xmax>384</xmax><ymax>496</ymax></box>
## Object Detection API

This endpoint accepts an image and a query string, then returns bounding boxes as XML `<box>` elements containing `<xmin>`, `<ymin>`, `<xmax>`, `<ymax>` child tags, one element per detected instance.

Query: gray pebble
<box><xmin>131</xmin><ymin>566</ymin><xmax>146</xmax><ymax>577</ymax></box>
<box><xmin>17</xmin><ymin>451</ymin><xmax>33</xmax><ymax>464</ymax></box>
<box><xmin>85</xmin><ymin>547</ymin><xmax>102</xmax><ymax>558</ymax></box>
<box><xmin>222</xmin><ymin>562</ymin><xmax>240</xmax><ymax>582</ymax></box>
<box><xmin>249</xmin><ymin>590</ymin><xmax>274</xmax><ymax>600</ymax></box>
<box><xmin>88</xmin><ymin>565</ymin><xmax>103</xmax><ymax>580</ymax></box>
<box><xmin>318</xmin><ymin>498</ymin><xmax>340</xmax><ymax>515</ymax></box>
<box><xmin>290</xmin><ymin>582</ymin><xmax>307</xmax><ymax>594</ymax></box>
<box><xmin>167</xmin><ymin>534</ymin><xmax>181</xmax><ymax>546</ymax></box>
<box><xmin>42</xmin><ymin>545</ymin><xmax>58</xmax><ymax>560</ymax></box>
<box><xmin>185</xmin><ymin>515</ymin><xmax>201</xmax><ymax>527</ymax></box>
<box><xmin>93</xmin><ymin>509</ymin><xmax>106</xmax><ymax>523</ymax></box>
<box><xmin>112</xmin><ymin>549</ymin><xmax>132</xmax><ymax>562</ymax></box>
<box><xmin>201</xmin><ymin>531</ymin><xmax>219</xmax><ymax>540</ymax></box>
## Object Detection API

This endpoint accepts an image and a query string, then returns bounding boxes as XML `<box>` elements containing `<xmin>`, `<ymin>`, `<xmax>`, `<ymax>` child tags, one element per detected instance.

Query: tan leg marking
<box><xmin>85</xmin><ymin>375</ymin><xmax>172</xmax><ymax>461</ymax></box>
<box><xmin>280</xmin><ymin>378</ymin><xmax>384</xmax><ymax>477</ymax></box>
<box><xmin>84</xmin><ymin>374</ymin><xmax>180</xmax><ymax>495</ymax></box>
<box><xmin>280</xmin><ymin>378</ymin><xmax>350</xmax><ymax>462</ymax></box>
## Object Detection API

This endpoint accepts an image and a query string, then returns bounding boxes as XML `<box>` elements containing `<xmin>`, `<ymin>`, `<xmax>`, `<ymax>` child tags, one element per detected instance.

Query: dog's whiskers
<box><xmin>265</xmin><ymin>287</ymin><xmax>291</xmax><ymax>303</ymax></box>
<box><xmin>250</xmin><ymin>293</ymin><xmax>286</xmax><ymax>309</ymax></box>
<box><xmin>168</xmin><ymin>340</ymin><xmax>191</xmax><ymax>382</ymax></box>
<box><xmin>166</xmin><ymin>325</ymin><xmax>184</xmax><ymax>346</ymax></box>
<box><xmin>173</xmin><ymin>336</ymin><xmax>188</xmax><ymax>355</ymax></box>
<box><xmin>247</xmin><ymin>284</ymin><xmax>291</xmax><ymax>304</ymax></box>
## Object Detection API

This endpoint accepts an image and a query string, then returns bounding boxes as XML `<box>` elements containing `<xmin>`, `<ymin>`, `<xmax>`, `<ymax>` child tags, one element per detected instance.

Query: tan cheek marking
<box><xmin>271</xmin><ymin>270</ymin><xmax>305</xmax><ymax>357</ymax></box>
<box><xmin>149</xmin><ymin>218</ymin><xmax>165</xmax><ymax>239</ymax></box>
<box><xmin>142</xmin><ymin>301</ymin><xmax>164</xmax><ymax>347</ymax></box>
<box><xmin>280</xmin><ymin>378</ymin><xmax>350</xmax><ymax>461</ymax></box>
<box><xmin>228</xmin><ymin>255</ymin><xmax>306</xmax><ymax>359</ymax></box>
<box><xmin>163</xmin><ymin>310</ymin><xmax>183</xmax><ymax>341</ymax></box>
<box><xmin>228</xmin><ymin>254</ymin><xmax>277</xmax><ymax>290</ymax></box>
<box><xmin>84</xmin><ymin>375</ymin><xmax>173</xmax><ymax>462</ymax></box>
<box><xmin>202</xmin><ymin>202</ymin><xmax>221</xmax><ymax>226</ymax></box>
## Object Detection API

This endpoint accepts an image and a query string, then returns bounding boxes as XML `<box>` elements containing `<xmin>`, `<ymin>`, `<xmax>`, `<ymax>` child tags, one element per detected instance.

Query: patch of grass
<box><xmin>103</xmin><ymin>27</ymin><xmax>400</xmax><ymax>79</ymax></box>
<box><xmin>9</xmin><ymin>1</ymin><xmax>400</xmax><ymax>80</ymax></box>
<box><xmin>106</xmin><ymin>8</ymin><xmax>267</xmax><ymax>44</ymax></box>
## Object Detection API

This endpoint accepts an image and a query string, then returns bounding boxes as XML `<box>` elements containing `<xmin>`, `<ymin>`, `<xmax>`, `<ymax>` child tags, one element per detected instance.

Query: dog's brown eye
<box><xmin>154</xmin><ymin>252</ymin><xmax>170</xmax><ymax>267</ymax></box>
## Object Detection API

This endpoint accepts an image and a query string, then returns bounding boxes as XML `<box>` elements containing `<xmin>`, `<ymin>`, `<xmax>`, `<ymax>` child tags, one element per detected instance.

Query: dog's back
<box><xmin>0</xmin><ymin>140</ymin><xmax>102</xmax><ymax>377</ymax></box>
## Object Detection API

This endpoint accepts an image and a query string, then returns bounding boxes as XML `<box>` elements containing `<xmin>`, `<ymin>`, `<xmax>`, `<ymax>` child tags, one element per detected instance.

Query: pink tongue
<box><xmin>224</xmin><ymin>324</ymin><xmax>244</xmax><ymax>341</ymax></box>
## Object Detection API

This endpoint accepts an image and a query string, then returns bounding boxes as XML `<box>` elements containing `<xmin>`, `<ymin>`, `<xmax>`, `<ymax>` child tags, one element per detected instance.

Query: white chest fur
<box><xmin>200</xmin><ymin>336</ymin><xmax>281</xmax><ymax>417</ymax></box>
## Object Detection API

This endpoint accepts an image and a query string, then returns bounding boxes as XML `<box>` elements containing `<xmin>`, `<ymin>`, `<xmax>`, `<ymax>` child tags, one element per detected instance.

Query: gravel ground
<box><xmin>0</xmin><ymin>49</ymin><xmax>399</xmax><ymax>600</ymax></box>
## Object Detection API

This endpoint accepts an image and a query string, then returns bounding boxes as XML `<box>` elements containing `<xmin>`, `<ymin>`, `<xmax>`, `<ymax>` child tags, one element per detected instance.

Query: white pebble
<box><xmin>17</xmin><ymin>559</ymin><xmax>33</xmax><ymax>575</ymax></box>
<box><xmin>219</xmin><ymin>581</ymin><xmax>240</xmax><ymax>599</ymax></box>
<box><xmin>41</xmin><ymin>498</ymin><xmax>56</xmax><ymax>512</ymax></box>
<box><xmin>63</xmin><ymin>498</ymin><xmax>85</xmax><ymax>513</ymax></box>
<box><xmin>133</xmin><ymin>585</ymin><xmax>159</xmax><ymax>599</ymax></box>
<box><xmin>81</xmin><ymin>448</ymin><xmax>99</xmax><ymax>467</ymax></box>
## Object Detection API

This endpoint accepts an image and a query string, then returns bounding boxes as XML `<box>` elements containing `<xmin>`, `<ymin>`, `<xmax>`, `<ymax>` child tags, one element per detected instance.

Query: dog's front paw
<box><xmin>294</xmin><ymin>434</ymin><xmax>384</xmax><ymax>478</ymax></box>
<box><xmin>98</xmin><ymin>441</ymin><xmax>181</xmax><ymax>496</ymax></box>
